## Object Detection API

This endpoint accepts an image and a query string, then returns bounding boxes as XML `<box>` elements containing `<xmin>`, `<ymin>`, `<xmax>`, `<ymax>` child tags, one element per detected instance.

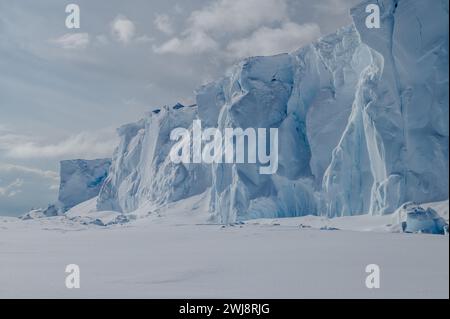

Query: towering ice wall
<box><xmin>206</xmin><ymin>53</ymin><xmax>318</xmax><ymax>223</ymax></box>
<box><xmin>92</xmin><ymin>0</ymin><xmax>448</xmax><ymax>222</ymax></box>
<box><xmin>360</xmin><ymin>0</ymin><xmax>449</xmax><ymax>214</ymax></box>
<box><xmin>200</xmin><ymin>26</ymin><xmax>372</xmax><ymax>222</ymax></box>
<box><xmin>200</xmin><ymin>0</ymin><xmax>449</xmax><ymax>220</ymax></box>
<box><xmin>97</xmin><ymin>24</ymin><xmax>370</xmax><ymax>221</ymax></box>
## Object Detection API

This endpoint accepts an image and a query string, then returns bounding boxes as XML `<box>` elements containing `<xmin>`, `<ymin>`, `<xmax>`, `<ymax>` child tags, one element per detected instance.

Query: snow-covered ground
<box><xmin>0</xmin><ymin>196</ymin><xmax>448</xmax><ymax>299</ymax></box>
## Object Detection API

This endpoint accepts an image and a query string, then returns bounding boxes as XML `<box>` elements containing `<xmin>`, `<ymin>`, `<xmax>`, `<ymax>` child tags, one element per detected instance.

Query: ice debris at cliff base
<box><xmin>395</xmin><ymin>202</ymin><xmax>448</xmax><ymax>235</ymax></box>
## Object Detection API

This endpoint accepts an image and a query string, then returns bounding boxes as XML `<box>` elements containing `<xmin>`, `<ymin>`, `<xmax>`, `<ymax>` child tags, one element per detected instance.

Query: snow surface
<box><xmin>0</xmin><ymin>197</ymin><xmax>448</xmax><ymax>298</ymax></box>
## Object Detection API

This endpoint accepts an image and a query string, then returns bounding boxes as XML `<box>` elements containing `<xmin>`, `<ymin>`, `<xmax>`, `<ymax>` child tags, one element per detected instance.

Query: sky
<box><xmin>0</xmin><ymin>0</ymin><xmax>360</xmax><ymax>216</ymax></box>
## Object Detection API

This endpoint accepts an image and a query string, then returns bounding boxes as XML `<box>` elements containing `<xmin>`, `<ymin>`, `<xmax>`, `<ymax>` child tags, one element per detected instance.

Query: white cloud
<box><xmin>0</xmin><ymin>132</ymin><xmax>32</xmax><ymax>147</ymax></box>
<box><xmin>111</xmin><ymin>16</ymin><xmax>136</xmax><ymax>44</ymax></box>
<box><xmin>0</xmin><ymin>130</ymin><xmax>117</xmax><ymax>159</ymax></box>
<box><xmin>153</xmin><ymin>0</ymin><xmax>289</xmax><ymax>55</ymax></box>
<box><xmin>0</xmin><ymin>178</ymin><xmax>23</xmax><ymax>197</ymax></box>
<box><xmin>153</xmin><ymin>30</ymin><xmax>218</xmax><ymax>55</ymax></box>
<box><xmin>226</xmin><ymin>22</ymin><xmax>321</xmax><ymax>58</ymax></box>
<box><xmin>154</xmin><ymin>14</ymin><xmax>174</xmax><ymax>35</ymax></box>
<box><xmin>0</xmin><ymin>164</ymin><xmax>59</xmax><ymax>213</ymax></box>
<box><xmin>0</xmin><ymin>163</ymin><xmax>59</xmax><ymax>181</ymax></box>
<box><xmin>50</xmin><ymin>33</ymin><xmax>90</xmax><ymax>50</ymax></box>
<box><xmin>135</xmin><ymin>35</ymin><xmax>154</xmax><ymax>44</ymax></box>
<box><xmin>95</xmin><ymin>34</ymin><xmax>110</xmax><ymax>46</ymax></box>
<box><xmin>152</xmin><ymin>0</ymin><xmax>319</xmax><ymax>58</ymax></box>
<box><xmin>189</xmin><ymin>0</ymin><xmax>288</xmax><ymax>34</ymax></box>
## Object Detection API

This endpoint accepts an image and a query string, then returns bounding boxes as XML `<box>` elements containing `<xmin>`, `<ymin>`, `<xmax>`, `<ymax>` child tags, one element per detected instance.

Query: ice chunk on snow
<box><xmin>65</xmin><ymin>197</ymin><xmax>129</xmax><ymax>226</ymax></box>
<box><xmin>396</xmin><ymin>202</ymin><xmax>448</xmax><ymax>235</ymax></box>
<box><xmin>69</xmin><ymin>211</ymin><xmax>129</xmax><ymax>227</ymax></box>
<box><xmin>20</xmin><ymin>206</ymin><xmax>59</xmax><ymax>220</ymax></box>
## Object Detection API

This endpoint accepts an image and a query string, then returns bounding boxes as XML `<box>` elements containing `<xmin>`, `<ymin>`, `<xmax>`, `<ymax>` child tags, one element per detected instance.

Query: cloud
<box><xmin>154</xmin><ymin>14</ymin><xmax>174</xmax><ymax>35</ymax></box>
<box><xmin>152</xmin><ymin>0</ymin><xmax>320</xmax><ymax>58</ymax></box>
<box><xmin>0</xmin><ymin>130</ymin><xmax>117</xmax><ymax>159</ymax></box>
<box><xmin>50</xmin><ymin>33</ymin><xmax>90</xmax><ymax>49</ymax></box>
<box><xmin>0</xmin><ymin>163</ymin><xmax>59</xmax><ymax>215</ymax></box>
<box><xmin>0</xmin><ymin>132</ymin><xmax>33</xmax><ymax>148</ymax></box>
<box><xmin>111</xmin><ymin>16</ymin><xmax>136</xmax><ymax>44</ymax></box>
<box><xmin>95</xmin><ymin>34</ymin><xmax>110</xmax><ymax>46</ymax></box>
<box><xmin>153</xmin><ymin>30</ymin><xmax>218</xmax><ymax>55</ymax></box>
<box><xmin>0</xmin><ymin>163</ymin><xmax>59</xmax><ymax>181</ymax></box>
<box><xmin>226</xmin><ymin>22</ymin><xmax>321</xmax><ymax>58</ymax></box>
<box><xmin>0</xmin><ymin>178</ymin><xmax>23</xmax><ymax>197</ymax></box>
<box><xmin>174</xmin><ymin>4</ymin><xmax>183</xmax><ymax>14</ymax></box>
<box><xmin>135</xmin><ymin>35</ymin><xmax>154</xmax><ymax>44</ymax></box>
<box><xmin>153</xmin><ymin>0</ymin><xmax>289</xmax><ymax>55</ymax></box>
<box><xmin>188</xmin><ymin>0</ymin><xmax>288</xmax><ymax>34</ymax></box>
<box><xmin>313</xmin><ymin>0</ymin><xmax>354</xmax><ymax>15</ymax></box>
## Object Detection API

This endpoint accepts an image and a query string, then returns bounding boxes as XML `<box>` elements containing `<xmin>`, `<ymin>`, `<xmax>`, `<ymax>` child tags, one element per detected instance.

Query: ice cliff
<box><xmin>204</xmin><ymin>26</ymin><xmax>374</xmax><ymax>222</ymax></box>
<box><xmin>21</xmin><ymin>158</ymin><xmax>111</xmax><ymax>219</ymax></box>
<box><xmin>324</xmin><ymin>0</ymin><xmax>449</xmax><ymax>217</ymax></box>
<box><xmin>344</xmin><ymin>0</ymin><xmax>449</xmax><ymax>216</ymax></box>
<box><xmin>90</xmin><ymin>0</ymin><xmax>448</xmax><ymax>223</ymax></box>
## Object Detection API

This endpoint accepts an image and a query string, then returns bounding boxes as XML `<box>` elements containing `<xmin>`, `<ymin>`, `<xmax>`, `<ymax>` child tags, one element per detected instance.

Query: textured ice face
<box><xmin>58</xmin><ymin>159</ymin><xmax>111</xmax><ymax>211</ymax></box>
<box><xmin>208</xmin><ymin>54</ymin><xmax>314</xmax><ymax>223</ymax></box>
<box><xmin>396</xmin><ymin>202</ymin><xmax>447</xmax><ymax>235</ymax></box>
<box><xmin>348</xmin><ymin>0</ymin><xmax>449</xmax><ymax>215</ymax></box>
<box><xmin>206</xmin><ymin>0</ymin><xmax>448</xmax><ymax>221</ymax></box>
<box><xmin>206</xmin><ymin>26</ymin><xmax>372</xmax><ymax>222</ymax></box>
<box><xmin>96</xmin><ymin>105</ymin><xmax>211</xmax><ymax>213</ymax></box>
